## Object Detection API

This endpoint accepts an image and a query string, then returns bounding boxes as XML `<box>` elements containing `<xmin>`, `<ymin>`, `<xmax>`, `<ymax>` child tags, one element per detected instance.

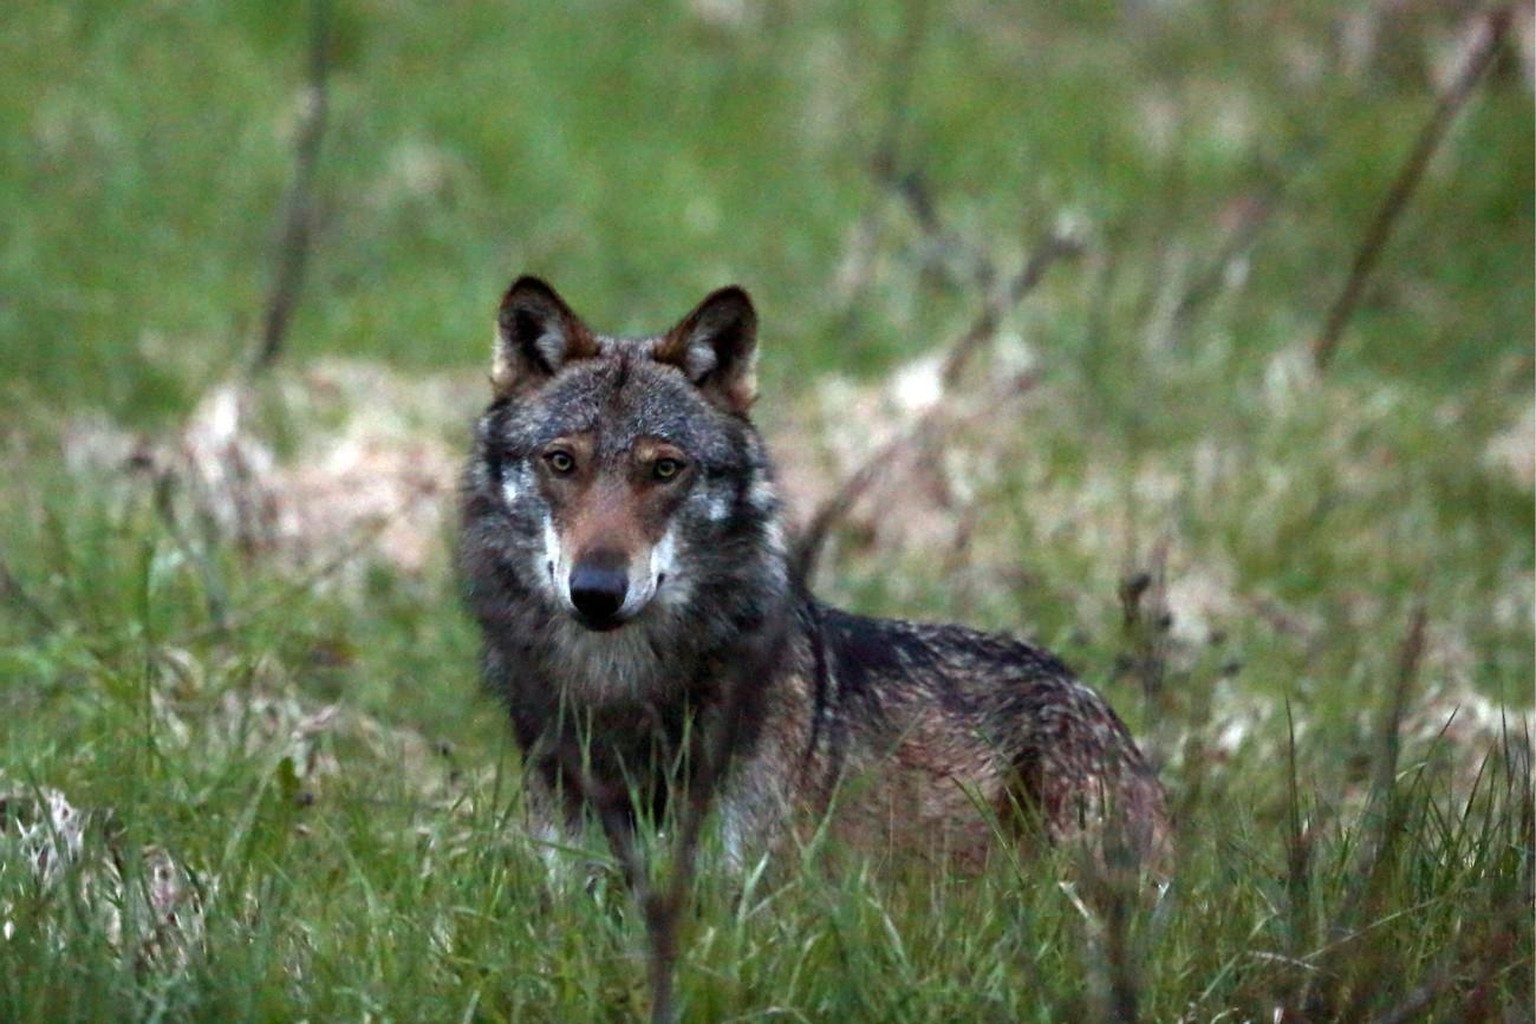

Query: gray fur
<box><xmin>460</xmin><ymin>278</ymin><xmax>1170</xmax><ymax>874</ymax></box>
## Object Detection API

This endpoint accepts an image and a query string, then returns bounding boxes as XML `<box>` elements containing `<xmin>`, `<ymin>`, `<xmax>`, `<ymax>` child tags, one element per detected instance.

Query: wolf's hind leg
<box><xmin>1009</xmin><ymin>679</ymin><xmax>1170</xmax><ymax>870</ymax></box>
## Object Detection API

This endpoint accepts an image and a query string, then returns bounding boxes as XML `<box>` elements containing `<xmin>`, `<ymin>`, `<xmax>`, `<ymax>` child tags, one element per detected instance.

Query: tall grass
<box><xmin>3</xmin><ymin>1</ymin><xmax>1531</xmax><ymax>1020</ymax></box>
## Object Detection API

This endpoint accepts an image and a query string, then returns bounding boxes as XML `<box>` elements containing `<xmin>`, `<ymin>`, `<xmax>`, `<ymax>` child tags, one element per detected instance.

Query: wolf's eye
<box><xmin>652</xmin><ymin>458</ymin><xmax>684</xmax><ymax>481</ymax></box>
<box><xmin>544</xmin><ymin>450</ymin><xmax>576</xmax><ymax>476</ymax></box>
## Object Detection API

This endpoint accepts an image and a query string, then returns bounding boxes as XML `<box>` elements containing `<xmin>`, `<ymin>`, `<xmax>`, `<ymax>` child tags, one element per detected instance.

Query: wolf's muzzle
<box><xmin>568</xmin><ymin>552</ymin><xmax>629</xmax><ymax>631</ymax></box>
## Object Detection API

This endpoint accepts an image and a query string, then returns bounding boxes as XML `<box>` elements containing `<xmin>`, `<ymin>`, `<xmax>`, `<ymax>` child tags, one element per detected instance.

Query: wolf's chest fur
<box><xmin>459</xmin><ymin>277</ymin><xmax>1169</xmax><ymax>870</ymax></box>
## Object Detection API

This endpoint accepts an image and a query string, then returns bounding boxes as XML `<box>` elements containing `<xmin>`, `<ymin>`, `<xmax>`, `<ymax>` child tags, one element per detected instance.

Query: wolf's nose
<box><xmin>569</xmin><ymin>561</ymin><xmax>628</xmax><ymax>630</ymax></box>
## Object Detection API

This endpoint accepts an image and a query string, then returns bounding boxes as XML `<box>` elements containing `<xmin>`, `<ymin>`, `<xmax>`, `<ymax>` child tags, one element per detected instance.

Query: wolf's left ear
<box><xmin>491</xmin><ymin>277</ymin><xmax>599</xmax><ymax>398</ymax></box>
<box><xmin>654</xmin><ymin>286</ymin><xmax>758</xmax><ymax>414</ymax></box>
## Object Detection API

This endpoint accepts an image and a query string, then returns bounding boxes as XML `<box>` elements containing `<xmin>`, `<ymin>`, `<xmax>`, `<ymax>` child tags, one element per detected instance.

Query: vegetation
<box><xmin>2</xmin><ymin>2</ymin><xmax>1530</xmax><ymax>1020</ymax></box>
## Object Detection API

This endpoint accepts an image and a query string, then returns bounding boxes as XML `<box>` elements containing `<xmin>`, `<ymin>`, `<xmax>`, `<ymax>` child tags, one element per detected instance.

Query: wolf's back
<box><xmin>773</xmin><ymin>603</ymin><xmax>1170</xmax><ymax>868</ymax></box>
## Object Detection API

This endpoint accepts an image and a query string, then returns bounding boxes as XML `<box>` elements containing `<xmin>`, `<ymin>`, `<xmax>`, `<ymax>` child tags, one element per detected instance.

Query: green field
<box><xmin>2</xmin><ymin>3</ymin><xmax>1531</xmax><ymax>1020</ymax></box>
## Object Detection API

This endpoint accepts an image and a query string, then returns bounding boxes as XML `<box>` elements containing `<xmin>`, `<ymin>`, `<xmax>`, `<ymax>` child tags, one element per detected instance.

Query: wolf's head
<box><xmin>462</xmin><ymin>278</ymin><xmax>784</xmax><ymax>652</ymax></box>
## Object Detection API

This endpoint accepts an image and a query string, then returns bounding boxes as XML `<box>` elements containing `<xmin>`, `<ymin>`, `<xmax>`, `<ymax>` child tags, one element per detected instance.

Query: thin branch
<box><xmin>876</xmin><ymin>166</ymin><xmax>999</xmax><ymax>295</ymax></box>
<box><xmin>177</xmin><ymin>512</ymin><xmax>397</xmax><ymax>645</ymax></box>
<box><xmin>791</xmin><ymin>229</ymin><xmax>1078</xmax><ymax>586</ymax></box>
<box><xmin>792</xmin><ymin>228</ymin><xmax>1081</xmax><ymax>589</ymax></box>
<box><xmin>638</xmin><ymin>615</ymin><xmax>786</xmax><ymax>1024</ymax></box>
<box><xmin>1368</xmin><ymin>904</ymin><xmax>1524</xmax><ymax>1024</ymax></box>
<box><xmin>151</xmin><ymin>469</ymin><xmax>231</xmax><ymax>634</ymax></box>
<box><xmin>570</xmin><ymin>607</ymin><xmax>791</xmax><ymax>1024</ymax></box>
<box><xmin>833</xmin><ymin>0</ymin><xmax>932</xmax><ymax>317</ymax></box>
<box><xmin>252</xmin><ymin>0</ymin><xmax>332</xmax><ymax>375</ymax></box>
<box><xmin>1283</xmin><ymin>698</ymin><xmax>1313</xmax><ymax>959</ymax></box>
<box><xmin>868</xmin><ymin>0</ymin><xmax>932</xmax><ymax>193</ymax></box>
<box><xmin>1289</xmin><ymin>589</ymin><xmax>1430</xmax><ymax>1018</ymax></box>
<box><xmin>1311</xmin><ymin>6</ymin><xmax>1513</xmax><ymax>371</ymax></box>
<box><xmin>1173</xmin><ymin>185</ymin><xmax>1280</xmax><ymax>326</ymax></box>
<box><xmin>1116</xmin><ymin>536</ymin><xmax>1172</xmax><ymax>712</ymax></box>
<box><xmin>940</xmin><ymin>228</ymin><xmax>1082</xmax><ymax>389</ymax></box>
<box><xmin>1371</xmin><ymin>589</ymin><xmax>1429</xmax><ymax>816</ymax></box>
<box><xmin>790</xmin><ymin>366</ymin><xmax>1040</xmax><ymax>588</ymax></box>
<box><xmin>0</xmin><ymin>552</ymin><xmax>56</xmax><ymax>634</ymax></box>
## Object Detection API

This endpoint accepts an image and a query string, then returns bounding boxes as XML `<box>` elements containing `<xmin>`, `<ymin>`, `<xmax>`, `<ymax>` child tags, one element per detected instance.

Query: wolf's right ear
<box><xmin>491</xmin><ymin>277</ymin><xmax>599</xmax><ymax>397</ymax></box>
<box><xmin>654</xmin><ymin>286</ymin><xmax>758</xmax><ymax>414</ymax></box>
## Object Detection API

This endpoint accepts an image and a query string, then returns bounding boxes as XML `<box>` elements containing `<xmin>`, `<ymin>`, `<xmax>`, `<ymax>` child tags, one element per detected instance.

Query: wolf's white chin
<box><xmin>547</xmin><ymin>613</ymin><xmax>668</xmax><ymax>698</ymax></box>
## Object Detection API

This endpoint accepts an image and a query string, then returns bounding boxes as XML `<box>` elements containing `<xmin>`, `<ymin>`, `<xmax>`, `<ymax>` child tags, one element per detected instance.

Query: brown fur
<box><xmin>460</xmin><ymin>277</ymin><xmax>1171</xmax><ymax>879</ymax></box>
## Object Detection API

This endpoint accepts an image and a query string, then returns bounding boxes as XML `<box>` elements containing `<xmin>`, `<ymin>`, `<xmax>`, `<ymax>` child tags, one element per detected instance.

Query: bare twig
<box><xmin>151</xmin><ymin>469</ymin><xmax>232</xmax><ymax>634</ymax></box>
<box><xmin>0</xmin><ymin>552</ymin><xmax>56</xmax><ymax>634</ymax></box>
<box><xmin>940</xmin><ymin>228</ymin><xmax>1083</xmax><ymax>389</ymax></box>
<box><xmin>790</xmin><ymin>366</ymin><xmax>1040</xmax><ymax>588</ymax></box>
<box><xmin>570</xmin><ymin>607</ymin><xmax>791</xmax><ymax>1024</ymax></box>
<box><xmin>177</xmin><ymin>512</ymin><xmax>398</xmax><ymax>645</ymax></box>
<box><xmin>834</xmin><ymin>0</ymin><xmax>932</xmax><ymax>312</ymax></box>
<box><xmin>867</xmin><ymin>0</ymin><xmax>930</xmax><ymax>188</ymax></box>
<box><xmin>1283</xmin><ymin>699</ymin><xmax>1314</xmax><ymax>959</ymax></box>
<box><xmin>1371</xmin><ymin>590</ymin><xmax>1429</xmax><ymax>816</ymax></box>
<box><xmin>1173</xmin><ymin>185</ymin><xmax>1280</xmax><ymax>326</ymax></box>
<box><xmin>1078</xmin><ymin>859</ymin><xmax>1145</xmax><ymax>1024</ymax></box>
<box><xmin>1367</xmin><ymin>903</ymin><xmax>1524</xmax><ymax>1024</ymax></box>
<box><xmin>639</xmin><ymin>624</ymin><xmax>784</xmax><ymax>1024</ymax></box>
<box><xmin>1311</xmin><ymin>6</ymin><xmax>1513</xmax><ymax>371</ymax></box>
<box><xmin>1116</xmin><ymin>536</ymin><xmax>1172</xmax><ymax>711</ymax></box>
<box><xmin>791</xmin><ymin>229</ymin><xmax>1079</xmax><ymax>586</ymax></box>
<box><xmin>1339</xmin><ymin>590</ymin><xmax>1429</xmax><ymax>918</ymax></box>
<box><xmin>1073</xmin><ymin>810</ymin><xmax>1152</xmax><ymax>1024</ymax></box>
<box><xmin>1302</xmin><ymin>590</ymin><xmax>1429</xmax><ymax>1016</ymax></box>
<box><xmin>252</xmin><ymin>0</ymin><xmax>332</xmax><ymax>374</ymax></box>
<box><xmin>889</xmin><ymin>170</ymin><xmax>997</xmax><ymax>292</ymax></box>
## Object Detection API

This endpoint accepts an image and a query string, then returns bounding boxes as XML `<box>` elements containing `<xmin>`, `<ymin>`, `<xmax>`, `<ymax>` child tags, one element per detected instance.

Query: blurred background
<box><xmin>3</xmin><ymin>0</ymin><xmax>1533</xmax><ymax>789</ymax></box>
<box><xmin>0</xmin><ymin>3</ymin><xmax>1531</xmax><ymax>1017</ymax></box>
<box><xmin>5</xmin><ymin>2</ymin><xmax>1531</xmax><ymax>414</ymax></box>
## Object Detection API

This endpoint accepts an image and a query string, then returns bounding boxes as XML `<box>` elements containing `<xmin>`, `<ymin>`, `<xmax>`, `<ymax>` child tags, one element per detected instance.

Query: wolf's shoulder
<box><xmin>802</xmin><ymin>599</ymin><xmax>1077</xmax><ymax>692</ymax></box>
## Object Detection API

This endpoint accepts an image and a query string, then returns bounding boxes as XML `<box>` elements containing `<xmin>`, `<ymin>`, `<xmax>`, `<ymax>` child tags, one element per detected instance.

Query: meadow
<box><xmin>1</xmin><ymin>2</ymin><xmax>1531</xmax><ymax>1020</ymax></box>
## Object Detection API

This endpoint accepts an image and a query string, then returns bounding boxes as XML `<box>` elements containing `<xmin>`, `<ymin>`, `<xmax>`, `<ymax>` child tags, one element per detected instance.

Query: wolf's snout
<box><xmin>569</xmin><ymin>554</ymin><xmax>629</xmax><ymax>630</ymax></box>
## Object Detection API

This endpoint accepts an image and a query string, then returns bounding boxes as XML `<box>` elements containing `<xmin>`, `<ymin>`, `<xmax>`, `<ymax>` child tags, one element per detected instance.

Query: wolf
<box><xmin>459</xmin><ymin>277</ymin><xmax>1169</xmax><ymax>875</ymax></box>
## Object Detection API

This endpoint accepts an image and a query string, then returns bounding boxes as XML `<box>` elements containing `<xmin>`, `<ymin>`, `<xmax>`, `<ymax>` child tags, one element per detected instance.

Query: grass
<box><xmin>2</xmin><ymin>1</ymin><xmax>1532</xmax><ymax>1020</ymax></box>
